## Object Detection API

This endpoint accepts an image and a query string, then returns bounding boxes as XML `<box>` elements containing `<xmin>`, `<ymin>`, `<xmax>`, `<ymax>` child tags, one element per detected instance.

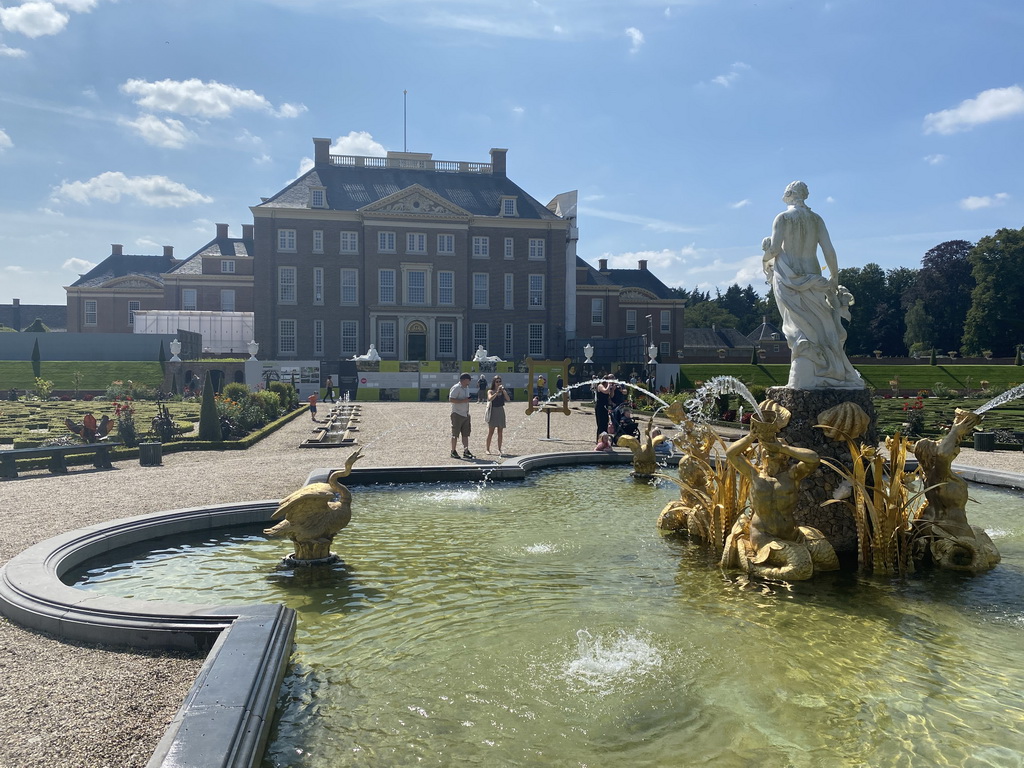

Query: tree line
<box><xmin>667</xmin><ymin>224</ymin><xmax>1024</xmax><ymax>358</ymax></box>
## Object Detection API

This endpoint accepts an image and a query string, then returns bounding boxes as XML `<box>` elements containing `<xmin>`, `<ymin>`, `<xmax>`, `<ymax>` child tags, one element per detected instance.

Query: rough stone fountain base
<box><xmin>766</xmin><ymin>386</ymin><xmax>880</xmax><ymax>556</ymax></box>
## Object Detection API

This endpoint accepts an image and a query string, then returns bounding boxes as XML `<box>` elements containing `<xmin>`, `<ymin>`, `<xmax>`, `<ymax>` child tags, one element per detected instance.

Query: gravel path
<box><xmin>0</xmin><ymin>400</ymin><xmax>1021</xmax><ymax>767</ymax></box>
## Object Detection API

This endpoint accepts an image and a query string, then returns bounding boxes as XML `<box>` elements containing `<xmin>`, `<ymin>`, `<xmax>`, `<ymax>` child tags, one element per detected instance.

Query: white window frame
<box><xmin>405</xmin><ymin>269</ymin><xmax>427</xmax><ymax>305</ymax></box>
<box><xmin>660</xmin><ymin>341</ymin><xmax>670</xmax><ymax>357</ymax></box>
<box><xmin>503</xmin><ymin>323</ymin><xmax>513</xmax><ymax>358</ymax></box>
<box><xmin>528</xmin><ymin>274</ymin><xmax>544</xmax><ymax>308</ymax></box>
<box><xmin>626</xmin><ymin>309</ymin><xmax>637</xmax><ymax>333</ymax></box>
<box><xmin>472</xmin><ymin>273</ymin><xmax>489</xmax><ymax>308</ymax></box>
<box><xmin>84</xmin><ymin>300</ymin><xmax>97</xmax><ymax>326</ymax></box>
<box><xmin>182</xmin><ymin>289</ymin><xmax>197</xmax><ymax>311</ymax></box>
<box><xmin>438</xmin><ymin>271</ymin><xmax>454</xmax><ymax>306</ymax></box>
<box><xmin>278</xmin><ymin>319</ymin><xmax>297</xmax><ymax>355</ymax></box>
<box><xmin>313</xmin><ymin>267</ymin><xmax>324</xmax><ymax>305</ymax></box>
<box><xmin>220</xmin><ymin>289</ymin><xmax>235</xmax><ymax>312</ymax></box>
<box><xmin>313</xmin><ymin>319</ymin><xmax>324</xmax><ymax>357</ymax></box>
<box><xmin>310</xmin><ymin>187</ymin><xmax>326</xmax><ymax>208</ymax></box>
<box><xmin>278</xmin><ymin>267</ymin><xmax>297</xmax><ymax>304</ymax></box>
<box><xmin>591</xmin><ymin>298</ymin><xmax>604</xmax><ymax>325</ymax></box>
<box><xmin>472</xmin><ymin>236</ymin><xmax>489</xmax><ymax>258</ymax></box>
<box><xmin>438</xmin><ymin>321</ymin><xmax>454</xmax><ymax>357</ymax></box>
<box><xmin>528</xmin><ymin>324</ymin><xmax>544</xmax><ymax>357</ymax></box>
<box><xmin>378</xmin><ymin>231</ymin><xmax>396</xmax><ymax>253</ymax></box>
<box><xmin>277</xmin><ymin>229</ymin><xmax>296</xmax><ymax>252</ymax></box>
<box><xmin>128</xmin><ymin>300</ymin><xmax>140</xmax><ymax>326</ymax></box>
<box><xmin>340</xmin><ymin>268</ymin><xmax>358</xmax><ymax>305</ymax></box>
<box><xmin>437</xmin><ymin>234</ymin><xmax>455</xmax><ymax>255</ymax></box>
<box><xmin>504</xmin><ymin>273</ymin><xmax>514</xmax><ymax>309</ymax></box>
<box><xmin>340</xmin><ymin>321</ymin><xmax>358</xmax><ymax>357</ymax></box>
<box><xmin>340</xmin><ymin>231</ymin><xmax>359</xmax><ymax>254</ymax></box>
<box><xmin>406</xmin><ymin>232</ymin><xmax>427</xmax><ymax>254</ymax></box>
<box><xmin>221</xmin><ymin>259</ymin><xmax>236</xmax><ymax>273</ymax></box>
<box><xmin>472</xmin><ymin>322</ymin><xmax>488</xmax><ymax>352</ymax></box>
<box><xmin>378</xmin><ymin>321</ymin><xmax>396</xmax><ymax>355</ymax></box>
<box><xmin>528</xmin><ymin>238</ymin><xmax>545</xmax><ymax>260</ymax></box>
<box><xmin>660</xmin><ymin>309</ymin><xmax>671</xmax><ymax>333</ymax></box>
<box><xmin>504</xmin><ymin>237</ymin><xmax>514</xmax><ymax>260</ymax></box>
<box><xmin>501</xmin><ymin>196</ymin><xmax>518</xmax><ymax>217</ymax></box>
<box><xmin>378</xmin><ymin>269</ymin><xmax>396</xmax><ymax>304</ymax></box>
<box><xmin>312</xmin><ymin>230</ymin><xmax>323</xmax><ymax>254</ymax></box>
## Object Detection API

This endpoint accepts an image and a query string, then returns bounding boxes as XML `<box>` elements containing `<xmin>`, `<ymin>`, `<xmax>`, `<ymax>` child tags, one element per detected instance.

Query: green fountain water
<box><xmin>70</xmin><ymin>467</ymin><xmax>1024</xmax><ymax>767</ymax></box>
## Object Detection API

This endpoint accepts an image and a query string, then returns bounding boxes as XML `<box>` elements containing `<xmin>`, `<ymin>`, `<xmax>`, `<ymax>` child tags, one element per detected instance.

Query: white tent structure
<box><xmin>133</xmin><ymin>311</ymin><xmax>254</xmax><ymax>354</ymax></box>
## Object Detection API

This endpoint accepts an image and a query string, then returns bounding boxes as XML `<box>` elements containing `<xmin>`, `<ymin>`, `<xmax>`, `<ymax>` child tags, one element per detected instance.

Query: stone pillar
<box><xmin>766</xmin><ymin>386</ymin><xmax>879</xmax><ymax>556</ymax></box>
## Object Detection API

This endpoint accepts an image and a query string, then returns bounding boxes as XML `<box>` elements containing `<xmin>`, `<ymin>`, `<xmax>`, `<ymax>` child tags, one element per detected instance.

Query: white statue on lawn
<box><xmin>351</xmin><ymin>344</ymin><xmax>381</xmax><ymax>362</ymax></box>
<box><xmin>762</xmin><ymin>181</ymin><xmax>863</xmax><ymax>390</ymax></box>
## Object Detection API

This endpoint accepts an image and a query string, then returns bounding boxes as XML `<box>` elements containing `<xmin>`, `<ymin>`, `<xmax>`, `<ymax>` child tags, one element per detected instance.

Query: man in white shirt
<box><xmin>449</xmin><ymin>372</ymin><xmax>475</xmax><ymax>459</ymax></box>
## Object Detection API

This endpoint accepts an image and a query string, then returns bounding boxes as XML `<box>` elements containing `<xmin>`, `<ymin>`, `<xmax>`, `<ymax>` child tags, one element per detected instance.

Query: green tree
<box><xmin>903</xmin><ymin>299</ymin><xmax>934</xmax><ymax>353</ymax></box>
<box><xmin>31</xmin><ymin>338</ymin><xmax>41</xmax><ymax>378</ymax></box>
<box><xmin>198</xmin><ymin>371</ymin><xmax>221</xmax><ymax>441</ymax></box>
<box><xmin>962</xmin><ymin>227</ymin><xmax>1024</xmax><ymax>356</ymax></box>
<box><xmin>23</xmin><ymin>317</ymin><xmax>50</xmax><ymax>333</ymax></box>
<box><xmin>902</xmin><ymin>240</ymin><xmax>974</xmax><ymax>353</ymax></box>
<box><xmin>685</xmin><ymin>301</ymin><xmax>740</xmax><ymax>329</ymax></box>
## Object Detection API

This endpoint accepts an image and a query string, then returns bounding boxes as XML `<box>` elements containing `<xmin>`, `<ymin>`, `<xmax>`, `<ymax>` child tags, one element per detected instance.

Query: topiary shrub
<box><xmin>268</xmin><ymin>381</ymin><xmax>298</xmax><ymax>411</ymax></box>
<box><xmin>198</xmin><ymin>371</ymin><xmax>221</xmax><ymax>441</ymax></box>
<box><xmin>222</xmin><ymin>382</ymin><xmax>250</xmax><ymax>403</ymax></box>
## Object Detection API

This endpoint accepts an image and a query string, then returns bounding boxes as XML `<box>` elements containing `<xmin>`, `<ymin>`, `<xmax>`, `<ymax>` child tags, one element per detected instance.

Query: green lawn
<box><xmin>0</xmin><ymin>361</ymin><xmax>164</xmax><ymax>391</ymax></box>
<box><xmin>674</xmin><ymin>363</ymin><xmax>1024</xmax><ymax>393</ymax></box>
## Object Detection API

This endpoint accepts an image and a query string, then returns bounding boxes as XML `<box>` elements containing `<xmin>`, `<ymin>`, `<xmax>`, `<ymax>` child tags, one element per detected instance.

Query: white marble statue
<box><xmin>761</xmin><ymin>181</ymin><xmax>863</xmax><ymax>390</ymax></box>
<box><xmin>473</xmin><ymin>345</ymin><xmax>504</xmax><ymax>363</ymax></box>
<box><xmin>351</xmin><ymin>344</ymin><xmax>381</xmax><ymax>362</ymax></box>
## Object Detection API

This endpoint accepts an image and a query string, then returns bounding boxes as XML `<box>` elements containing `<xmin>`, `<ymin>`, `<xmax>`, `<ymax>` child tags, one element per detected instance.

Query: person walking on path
<box><xmin>324</xmin><ymin>376</ymin><xmax>335</xmax><ymax>403</ymax></box>
<box><xmin>308</xmin><ymin>392</ymin><xmax>319</xmax><ymax>422</ymax></box>
<box><xmin>485</xmin><ymin>375</ymin><xmax>509</xmax><ymax>455</ymax></box>
<box><xmin>478</xmin><ymin>374</ymin><xmax>488</xmax><ymax>403</ymax></box>
<box><xmin>450</xmin><ymin>373</ymin><xmax>475</xmax><ymax>459</ymax></box>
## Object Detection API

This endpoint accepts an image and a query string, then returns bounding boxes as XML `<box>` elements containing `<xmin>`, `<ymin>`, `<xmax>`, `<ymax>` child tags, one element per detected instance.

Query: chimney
<box><xmin>112</xmin><ymin>244</ymin><xmax>123</xmax><ymax>256</ymax></box>
<box><xmin>242</xmin><ymin>224</ymin><xmax>254</xmax><ymax>240</ymax></box>
<box><xmin>163</xmin><ymin>245</ymin><xmax>174</xmax><ymax>258</ymax></box>
<box><xmin>313</xmin><ymin>137</ymin><xmax>332</xmax><ymax>167</ymax></box>
<box><xmin>638</xmin><ymin>259</ymin><xmax>648</xmax><ymax>271</ymax></box>
<box><xmin>216</xmin><ymin>222</ymin><xmax>229</xmax><ymax>239</ymax></box>
<box><xmin>598</xmin><ymin>258</ymin><xmax>608</xmax><ymax>272</ymax></box>
<box><xmin>489</xmin><ymin>147</ymin><xmax>507</xmax><ymax>177</ymax></box>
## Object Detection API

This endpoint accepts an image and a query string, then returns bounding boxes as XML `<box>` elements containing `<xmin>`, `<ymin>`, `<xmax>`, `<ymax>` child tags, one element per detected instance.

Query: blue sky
<box><xmin>1</xmin><ymin>0</ymin><xmax>1022</xmax><ymax>306</ymax></box>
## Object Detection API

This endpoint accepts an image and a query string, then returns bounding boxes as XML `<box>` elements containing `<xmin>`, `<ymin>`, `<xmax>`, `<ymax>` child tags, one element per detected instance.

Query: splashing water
<box><xmin>684</xmin><ymin>375</ymin><xmax>763</xmax><ymax>422</ymax></box>
<box><xmin>974</xmin><ymin>382</ymin><xmax>1024</xmax><ymax>414</ymax></box>
<box><xmin>564</xmin><ymin>629</ymin><xmax>663</xmax><ymax>695</ymax></box>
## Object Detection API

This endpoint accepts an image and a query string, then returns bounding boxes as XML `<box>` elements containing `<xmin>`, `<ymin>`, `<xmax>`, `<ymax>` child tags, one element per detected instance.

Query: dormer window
<box><xmin>310</xmin><ymin>187</ymin><xmax>326</xmax><ymax>208</ymax></box>
<box><xmin>501</xmin><ymin>196</ymin><xmax>518</xmax><ymax>217</ymax></box>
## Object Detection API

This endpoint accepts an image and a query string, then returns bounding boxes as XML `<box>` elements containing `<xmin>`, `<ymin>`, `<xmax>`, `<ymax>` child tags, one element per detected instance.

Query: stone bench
<box><xmin>0</xmin><ymin>441</ymin><xmax>122</xmax><ymax>479</ymax></box>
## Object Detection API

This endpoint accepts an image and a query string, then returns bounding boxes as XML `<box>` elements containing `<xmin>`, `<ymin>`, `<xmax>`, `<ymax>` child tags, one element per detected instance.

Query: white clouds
<box><xmin>0</xmin><ymin>43</ymin><xmax>27</xmax><ymax>56</ymax></box>
<box><xmin>600</xmin><ymin>247</ymin><xmax>693</xmax><ymax>272</ymax></box>
<box><xmin>580</xmin><ymin>205</ymin><xmax>695</xmax><ymax>233</ymax></box>
<box><xmin>62</xmin><ymin>257</ymin><xmax>95</xmax><ymax>274</ymax></box>
<box><xmin>730</xmin><ymin>199</ymin><xmax>750</xmax><ymax>209</ymax></box>
<box><xmin>712</xmin><ymin>61</ymin><xmax>750</xmax><ymax>88</ymax></box>
<box><xmin>923</xmin><ymin>85</ymin><xmax>1024</xmax><ymax>135</ymax></box>
<box><xmin>120</xmin><ymin>78</ymin><xmax>306</xmax><ymax>120</ymax></box>
<box><xmin>53</xmin><ymin>171</ymin><xmax>213</xmax><ymax>207</ymax></box>
<box><xmin>923</xmin><ymin>154</ymin><xmax>946</xmax><ymax>165</ymax></box>
<box><xmin>120</xmin><ymin>114</ymin><xmax>196</xmax><ymax>149</ymax></box>
<box><xmin>959</xmin><ymin>193</ymin><xmax>1009</xmax><ymax>211</ymax></box>
<box><xmin>0</xmin><ymin>129</ymin><xmax>12</xmax><ymax>151</ymax></box>
<box><xmin>0</xmin><ymin>2</ymin><xmax>69</xmax><ymax>37</ymax></box>
<box><xmin>625</xmin><ymin>26</ymin><xmax>644</xmax><ymax>53</ymax></box>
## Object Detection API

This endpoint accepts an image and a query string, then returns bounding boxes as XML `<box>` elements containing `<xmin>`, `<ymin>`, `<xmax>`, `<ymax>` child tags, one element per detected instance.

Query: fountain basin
<box><xmin>36</xmin><ymin>462</ymin><xmax>1024</xmax><ymax>766</ymax></box>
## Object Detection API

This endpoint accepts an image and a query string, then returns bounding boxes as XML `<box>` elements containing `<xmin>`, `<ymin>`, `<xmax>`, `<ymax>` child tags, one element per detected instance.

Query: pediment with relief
<box><xmin>104</xmin><ymin>276</ymin><xmax>164</xmax><ymax>290</ymax></box>
<box><xmin>359</xmin><ymin>184</ymin><xmax>470</xmax><ymax>219</ymax></box>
